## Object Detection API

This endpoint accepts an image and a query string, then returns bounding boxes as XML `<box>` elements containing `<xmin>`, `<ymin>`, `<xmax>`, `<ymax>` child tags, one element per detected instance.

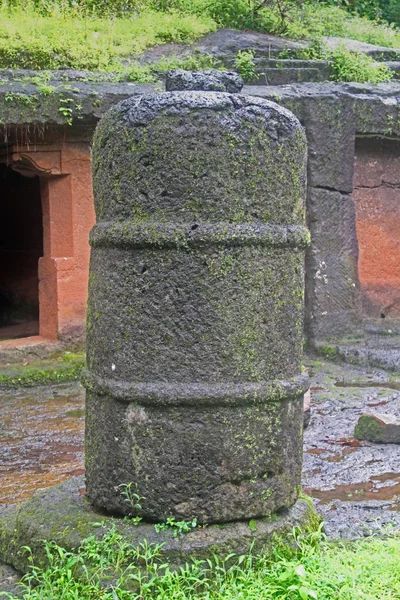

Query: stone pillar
<box><xmin>85</xmin><ymin>92</ymin><xmax>309</xmax><ymax>524</ymax></box>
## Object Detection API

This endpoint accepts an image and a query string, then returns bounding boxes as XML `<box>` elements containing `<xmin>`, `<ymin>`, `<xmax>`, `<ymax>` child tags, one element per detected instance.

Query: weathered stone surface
<box><xmin>303</xmin><ymin>389</ymin><xmax>311</xmax><ymax>429</ymax></box>
<box><xmin>0</xmin><ymin>477</ymin><xmax>317</xmax><ymax>577</ymax></box>
<box><xmin>315</xmin><ymin>336</ymin><xmax>400</xmax><ymax>372</ymax></box>
<box><xmin>323</xmin><ymin>37</ymin><xmax>400</xmax><ymax>61</ymax></box>
<box><xmin>242</xmin><ymin>82</ymin><xmax>400</xmax><ymax>343</ymax></box>
<box><xmin>0</xmin><ymin>562</ymin><xmax>21</xmax><ymax>597</ymax></box>
<box><xmin>188</xmin><ymin>29</ymin><xmax>309</xmax><ymax>61</ymax></box>
<box><xmin>302</xmin><ymin>95</ymin><xmax>356</xmax><ymax>193</ymax></box>
<box><xmin>86</xmin><ymin>91</ymin><xmax>308</xmax><ymax>524</ymax></box>
<box><xmin>305</xmin><ymin>188</ymin><xmax>360</xmax><ymax>341</ymax></box>
<box><xmin>249</xmin><ymin>59</ymin><xmax>331</xmax><ymax>86</ymax></box>
<box><xmin>0</xmin><ymin>79</ymin><xmax>159</xmax><ymax>128</ymax></box>
<box><xmin>140</xmin><ymin>29</ymin><xmax>400</xmax><ymax>66</ymax></box>
<box><xmin>165</xmin><ymin>69</ymin><xmax>243</xmax><ymax>92</ymax></box>
<box><xmin>303</xmin><ymin>359</ymin><xmax>400</xmax><ymax>538</ymax></box>
<box><xmin>385</xmin><ymin>61</ymin><xmax>400</xmax><ymax>79</ymax></box>
<box><xmin>355</xmin><ymin>413</ymin><xmax>400</xmax><ymax>443</ymax></box>
<box><xmin>136</xmin><ymin>29</ymin><xmax>309</xmax><ymax>67</ymax></box>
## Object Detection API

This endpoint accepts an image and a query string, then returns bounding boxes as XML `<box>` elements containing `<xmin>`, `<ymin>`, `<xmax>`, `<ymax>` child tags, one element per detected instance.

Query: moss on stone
<box><xmin>354</xmin><ymin>414</ymin><xmax>384</xmax><ymax>442</ymax></box>
<box><xmin>0</xmin><ymin>352</ymin><xmax>85</xmax><ymax>388</ymax></box>
<box><xmin>319</xmin><ymin>345</ymin><xmax>338</xmax><ymax>361</ymax></box>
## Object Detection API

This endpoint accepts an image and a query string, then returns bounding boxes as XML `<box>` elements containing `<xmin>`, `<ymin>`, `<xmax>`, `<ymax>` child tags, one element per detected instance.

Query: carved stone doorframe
<box><xmin>0</xmin><ymin>145</ymin><xmax>94</xmax><ymax>340</ymax></box>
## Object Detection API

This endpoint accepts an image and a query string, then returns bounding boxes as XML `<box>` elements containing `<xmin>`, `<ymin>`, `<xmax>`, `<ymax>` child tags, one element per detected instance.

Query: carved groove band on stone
<box><xmin>82</xmin><ymin>371</ymin><xmax>309</xmax><ymax>407</ymax></box>
<box><xmin>90</xmin><ymin>222</ymin><xmax>310</xmax><ymax>250</ymax></box>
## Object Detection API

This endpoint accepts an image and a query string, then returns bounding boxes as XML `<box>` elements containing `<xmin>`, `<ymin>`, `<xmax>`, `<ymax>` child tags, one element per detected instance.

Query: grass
<box><xmin>0</xmin><ymin>6</ymin><xmax>216</xmax><ymax>70</ymax></box>
<box><xmin>1</xmin><ymin>1</ymin><xmax>400</xmax><ymax>75</ymax></box>
<box><xmin>0</xmin><ymin>352</ymin><xmax>85</xmax><ymax>387</ymax></box>
<box><xmin>2</xmin><ymin>526</ymin><xmax>400</xmax><ymax>599</ymax></box>
<box><xmin>265</xmin><ymin>4</ymin><xmax>400</xmax><ymax>48</ymax></box>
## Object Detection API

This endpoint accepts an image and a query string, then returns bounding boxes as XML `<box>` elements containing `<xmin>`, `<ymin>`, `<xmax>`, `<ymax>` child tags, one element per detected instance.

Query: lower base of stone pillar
<box><xmin>0</xmin><ymin>476</ymin><xmax>319</xmax><ymax>579</ymax></box>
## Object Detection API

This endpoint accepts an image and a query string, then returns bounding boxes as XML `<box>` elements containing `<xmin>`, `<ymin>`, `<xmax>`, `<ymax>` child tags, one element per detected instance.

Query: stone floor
<box><xmin>304</xmin><ymin>356</ymin><xmax>400</xmax><ymax>538</ymax></box>
<box><xmin>0</xmin><ymin>381</ymin><xmax>84</xmax><ymax>507</ymax></box>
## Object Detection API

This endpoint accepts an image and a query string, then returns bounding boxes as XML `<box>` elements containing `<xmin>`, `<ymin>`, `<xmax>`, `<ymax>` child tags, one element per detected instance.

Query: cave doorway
<box><xmin>0</xmin><ymin>164</ymin><xmax>43</xmax><ymax>340</ymax></box>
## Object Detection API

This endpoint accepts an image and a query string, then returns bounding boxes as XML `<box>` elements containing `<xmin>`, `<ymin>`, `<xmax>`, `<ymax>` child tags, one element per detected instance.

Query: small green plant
<box><xmin>4</xmin><ymin>524</ymin><xmax>400</xmax><ymax>599</ymax></box>
<box><xmin>115</xmin><ymin>63</ymin><xmax>157</xmax><ymax>83</ymax></box>
<box><xmin>330</xmin><ymin>46</ymin><xmax>393</xmax><ymax>83</ymax></box>
<box><xmin>234</xmin><ymin>49</ymin><xmax>257</xmax><ymax>82</ymax></box>
<box><xmin>118</xmin><ymin>482</ymin><xmax>144</xmax><ymax>521</ymax></box>
<box><xmin>154</xmin><ymin>516</ymin><xmax>198</xmax><ymax>536</ymax></box>
<box><xmin>298</xmin><ymin>36</ymin><xmax>329</xmax><ymax>60</ymax></box>
<box><xmin>4</xmin><ymin>92</ymin><xmax>37</xmax><ymax>106</ymax></box>
<box><xmin>37</xmin><ymin>83</ymin><xmax>57</xmax><ymax>96</ymax></box>
<box><xmin>248</xmin><ymin>519</ymin><xmax>257</xmax><ymax>531</ymax></box>
<box><xmin>118</xmin><ymin>482</ymin><xmax>144</xmax><ymax>524</ymax></box>
<box><xmin>58</xmin><ymin>97</ymin><xmax>74</xmax><ymax>125</ymax></box>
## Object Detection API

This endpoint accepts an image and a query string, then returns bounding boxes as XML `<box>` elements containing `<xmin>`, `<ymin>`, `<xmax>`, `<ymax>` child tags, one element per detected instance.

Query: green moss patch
<box><xmin>0</xmin><ymin>352</ymin><xmax>85</xmax><ymax>388</ymax></box>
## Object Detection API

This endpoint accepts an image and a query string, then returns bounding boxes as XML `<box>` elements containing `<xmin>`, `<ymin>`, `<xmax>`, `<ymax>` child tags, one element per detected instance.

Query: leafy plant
<box><xmin>154</xmin><ymin>516</ymin><xmax>198</xmax><ymax>536</ymax></box>
<box><xmin>330</xmin><ymin>46</ymin><xmax>393</xmax><ymax>82</ymax></box>
<box><xmin>3</xmin><ymin>524</ymin><xmax>400</xmax><ymax>599</ymax></box>
<box><xmin>234</xmin><ymin>49</ymin><xmax>257</xmax><ymax>81</ymax></box>
<box><xmin>298</xmin><ymin>36</ymin><xmax>330</xmax><ymax>60</ymax></box>
<box><xmin>118</xmin><ymin>482</ymin><xmax>144</xmax><ymax>513</ymax></box>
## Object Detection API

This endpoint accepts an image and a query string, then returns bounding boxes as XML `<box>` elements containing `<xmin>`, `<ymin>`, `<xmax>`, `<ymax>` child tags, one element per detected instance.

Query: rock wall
<box><xmin>1</xmin><ymin>78</ymin><xmax>400</xmax><ymax>347</ymax></box>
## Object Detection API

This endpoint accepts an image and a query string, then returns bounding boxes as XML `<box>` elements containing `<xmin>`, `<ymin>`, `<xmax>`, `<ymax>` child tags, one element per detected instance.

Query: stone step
<box><xmin>252</xmin><ymin>66</ymin><xmax>329</xmax><ymax>85</ymax></box>
<box><xmin>316</xmin><ymin>340</ymin><xmax>400</xmax><ymax>372</ymax></box>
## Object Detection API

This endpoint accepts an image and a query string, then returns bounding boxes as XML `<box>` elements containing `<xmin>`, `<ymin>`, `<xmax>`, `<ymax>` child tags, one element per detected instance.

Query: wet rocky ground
<box><xmin>0</xmin><ymin>381</ymin><xmax>85</xmax><ymax>594</ymax></box>
<box><xmin>304</xmin><ymin>357</ymin><xmax>400</xmax><ymax>538</ymax></box>
<box><xmin>0</xmin><ymin>381</ymin><xmax>84</xmax><ymax>507</ymax></box>
<box><xmin>1</xmin><ymin>358</ymin><xmax>400</xmax><ymax>591</ymax></box>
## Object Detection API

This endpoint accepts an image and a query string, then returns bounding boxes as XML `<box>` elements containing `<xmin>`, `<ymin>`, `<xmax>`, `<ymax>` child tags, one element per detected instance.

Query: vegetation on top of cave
<box><xmin>0</xmin><ymin>0</ymin><xmax>400</xmax><ymax>81</ymax></box>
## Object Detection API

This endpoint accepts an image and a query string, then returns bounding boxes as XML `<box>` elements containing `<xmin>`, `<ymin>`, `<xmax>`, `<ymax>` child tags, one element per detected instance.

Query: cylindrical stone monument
<box><xmin>85</xmin><ymin>92</ymin><xmax>309</xmax><ymax>525</ymax></box>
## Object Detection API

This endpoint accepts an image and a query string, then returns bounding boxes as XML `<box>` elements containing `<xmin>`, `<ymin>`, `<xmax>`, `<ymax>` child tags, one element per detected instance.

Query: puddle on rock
<box><xmin>305</xmin><ymin>446</ymin><xmax>358</xmax><ymax>463</ymax></box>
<box><xmin>304</xmin><ymin>472</ymin><xmax>400</xmax><ymax>505</ymax></box>
<box><xmin>0</xmin><ymin>382</ymin><xmax>85</xmax><ymax>505</ymax></box>
<box><xmin>367</xmin><ymin>400</ymin><xmax>389</xmax><ymax>407</ymax></box>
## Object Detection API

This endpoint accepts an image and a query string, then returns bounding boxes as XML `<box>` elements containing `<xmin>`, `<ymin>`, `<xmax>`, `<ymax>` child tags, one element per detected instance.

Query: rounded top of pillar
<box><xmin>92</xmin><ymin>91</ymin><xmax>306</xmax><ymax>225</ymax></box>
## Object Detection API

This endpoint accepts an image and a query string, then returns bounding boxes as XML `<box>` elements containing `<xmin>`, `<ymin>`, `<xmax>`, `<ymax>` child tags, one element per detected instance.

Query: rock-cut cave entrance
<box><xmin>0</xmin><ymin>163</ymin><xmax>43</xmax><ymax>339</ymax></box>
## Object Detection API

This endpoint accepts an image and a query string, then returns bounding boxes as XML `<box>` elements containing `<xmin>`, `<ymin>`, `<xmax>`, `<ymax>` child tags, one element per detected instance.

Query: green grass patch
<box><xmin>0</xmin><ymin>352</ymin><xmax>85</xmax><ymax>388</ymax></box>
<box><xmin>2</xmin><ymin>525</ymin><xmax>400</xmax><ymax>599</ymax></box>
<box><xmin>0</xmin><ymin>7</ymin><xmax>216</xmax><ymax>70</ymax></box>
<box><xmin>1</xmin><ymin>1</ymin><xmax>400</xmax><ymax>75</ymax></box>
<box><xmin>269</xmin><ymin>3</ymin><xmax>400</xmax><ymax>48</ymax></box>
<box><xmin>154</xmin><ymin>0</ymin><xmax>400</xmax><ymax>49</ymax></box>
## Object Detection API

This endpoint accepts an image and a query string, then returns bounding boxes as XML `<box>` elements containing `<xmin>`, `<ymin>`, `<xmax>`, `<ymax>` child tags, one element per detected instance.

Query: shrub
<box><xmin>330</xmin><ymin>45</ymin><xmax>393</xmax><ymax>82</ymax></box>
<box><xmin>234</xmin><ymin>49</ymin><xmax>257</xmax><ymax>81</ymax></box>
